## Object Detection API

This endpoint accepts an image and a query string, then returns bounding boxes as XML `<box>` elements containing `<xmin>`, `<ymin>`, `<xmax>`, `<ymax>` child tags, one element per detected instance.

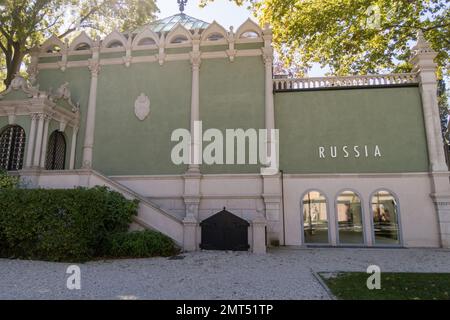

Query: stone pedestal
<box><xmin>183</xmin><ymin>215</ymin><xmax>199</xmax><ymax>252</ymax></box>
<box><xmin>251</xmin><ymin>215</ymin><xmax>267</xmax><ymax>254</ymax></box>
<box><xmin>262</xmin><ymin>173</ymin><xmax>283</xmax><ymax>245</ymax></box>
<box><xmin>431</xmin><ymin>194</ymin><xmax>450</xmax><ymax>248</ymax></box>
<box><xmin>18</xmin><ymin>168</ymin><xmax>41</xmax><ymax>188</ymax></box>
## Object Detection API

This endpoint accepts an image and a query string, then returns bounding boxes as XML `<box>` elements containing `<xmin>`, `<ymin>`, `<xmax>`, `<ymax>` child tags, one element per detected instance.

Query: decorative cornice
<box><xmin>36</xmin><ymin>18</ymin><xmax>265</xmax><ymax>59</ymax></box>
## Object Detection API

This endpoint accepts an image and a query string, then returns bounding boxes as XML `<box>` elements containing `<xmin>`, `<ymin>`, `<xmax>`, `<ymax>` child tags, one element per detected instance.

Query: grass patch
<box><xmin>320</xmin><ymin>272</ymin><xmax>450</xmax><ymax>300</ymax></box>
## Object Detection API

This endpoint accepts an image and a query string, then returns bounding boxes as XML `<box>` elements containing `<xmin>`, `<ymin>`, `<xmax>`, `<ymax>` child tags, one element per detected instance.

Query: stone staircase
<box><xmin>23</xmin><ymin>169</ymin><xmax>184</xmax><ymax>246</ymax></box>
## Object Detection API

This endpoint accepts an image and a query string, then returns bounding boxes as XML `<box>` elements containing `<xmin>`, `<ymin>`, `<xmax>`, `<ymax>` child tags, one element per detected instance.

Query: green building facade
<box><xmin>1</xmin><ymin>13</ymin><xmax>449</xmax><ymax>252</ymax></box>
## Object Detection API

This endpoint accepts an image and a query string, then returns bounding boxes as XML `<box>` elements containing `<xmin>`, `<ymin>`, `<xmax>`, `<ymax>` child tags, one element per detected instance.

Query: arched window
<box><xmin>75</xmin><ymin>43</ymin><xmax>91</xmax><ymax>51</ymax></box>
<box><xmin>240</xmin><ymin>31</ymin><xmax>259</xmax><ymax>39</ymax></box>
<box><xmin>137</xmin><ymin>37</ymin><xmax>156</xmax><ymax>46</ymax></box>
<box><xmin>302</xmin><ymin>190</ymin><xmax>329</xmax><ymax>244</ymax></box>
<box><xmin>371</xmin><ymin>190</ymin><xmax>400</xmax><ymax>245</ymax></box>
<box><xmin>106</xmin><ymin>41</ymin><xmax>124</xmax><ymax>48</ymax></box>
<box><xmin>45</xmin><ymin>131</ymin><xmax>66</xmax><ymax>170</ymax></box>
<box><xmin>0</xmin><ymin>125</ymin><xmax>26</xmax><ymax>171</ymax></box>
<box><xmin>206</xmin><ymin>33</ymin><xmax>224</xmax><ymax>41</ymax></box>
<box><xmin>336</xmin><ymin>190</ymin><xmax>364</xmax><ymax>244</ymax></box>
<box><xmin>171</xmin><ymin>36</ymin><xmax>189</xmax><ymax>44</ymax></box>
<box><xmin>45</xmin><ymin>45</ymin><xmax>61</xmax><ymax>53</ymax></box>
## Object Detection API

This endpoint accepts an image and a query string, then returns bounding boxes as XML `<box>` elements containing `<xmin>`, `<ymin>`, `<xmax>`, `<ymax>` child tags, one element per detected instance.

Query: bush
<box><xmin>0</xmin><ymin>186</ymin><xmax>138</xmax><ymax>262</ymax></box>
<box><xmin>0</xmin><ymin>169</ymin><xmax>19</xmax><ymax>189</ymax></box>
<box><xmin>102</xmin><ymin>230</ymin><xmax>179</xmax><ymax>258</ymax></box>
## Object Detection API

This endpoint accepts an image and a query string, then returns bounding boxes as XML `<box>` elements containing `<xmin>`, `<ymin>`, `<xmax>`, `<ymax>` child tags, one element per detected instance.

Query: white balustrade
<box><xmin>273</xmin><ymin>73</ymin><xmax>418</xmax><ymax>91</ymax></box>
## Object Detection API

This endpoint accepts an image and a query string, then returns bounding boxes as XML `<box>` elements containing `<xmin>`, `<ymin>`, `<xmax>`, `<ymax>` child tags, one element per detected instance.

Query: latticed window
<box><xmin>0</xmin><ymin>125</ymin><xmax>26</xmax><ymax>171</ymax></box>
<box><xmin>45</xmin><ymin>131</ymin><xmax>66</xmax><ymax>170</ymax></box>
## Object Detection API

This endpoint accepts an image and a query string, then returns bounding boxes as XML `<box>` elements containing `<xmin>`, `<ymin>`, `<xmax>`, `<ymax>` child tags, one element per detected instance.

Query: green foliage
<box><xmin>102</xmin><ymin>230</ymin><xmax>179</xmax><ymax>258</ymax></box>
<box><xmin>0</xmin><ymin>186</ymin><xmax>139</xmax><ymax>262</ymax></box>
<box><xmin>203</xmin><ymin>0</ymin><xmax>449</xmax><ymax>78</ymax></box>
<box><xmin>0</xmin><ymin>169</ymin><xmax>19</xmax><ymax>189</ymax></box>
<box><xmin>321</xmin><ymin>272</ymin><xmax>450</xmax><ymax>300</ymax></box>
<box><xmin>0</xmin><ymin>0</ymin><xmax>159</xmax><ymax>86</ymax></box>
<box><xmin>438</xmin><ymin>79</ymin><xmax>450</xmax><ymax>142</ymax></box>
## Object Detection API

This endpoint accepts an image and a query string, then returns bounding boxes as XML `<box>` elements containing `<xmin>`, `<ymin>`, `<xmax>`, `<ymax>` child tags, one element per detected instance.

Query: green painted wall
<box><xmin>1</xmin><ymin>90</ymin><xmax>30</xmax><ymax>100</ymax></box>
<box><xmin>200</xmin><ymin>45</ymin><xmax>228</xmax><ymax>52</ymax></box>
<box><xmin>93</xmin><ymin>61</ymin><xmax>191</xmax><ymax>175</ymax></box>
<box><xmin>199</xmin><ymin>56</ymin><xmax>265</xmax><ymax>174</ymax></box>
<box><xmin>36</xmin><ymin>68</ymin><xmax>91</xmax><ymax>169</ymax></box>
<box><xmin>99</xmin><ymin>52</ymin><xmax>126</xmax><ymax>59</ymax></box>
<box><xmin>68</xmin><ymin>55</ymin><xmax>91</xmax><ymax>62</ymax></box>
<box><xmin>38</xmin><ymin>56</ymin><xmax>60</xmax><ymax>63</ymax></box>
<box><xmin>235</xmin><ymin>42</ymin><xmax>263</xmax><ymax>50</ymax></box>
<box><xmin>275</xmin><ymin>87</ymin><xmax>429</xmax><ymax>173</ymax></box>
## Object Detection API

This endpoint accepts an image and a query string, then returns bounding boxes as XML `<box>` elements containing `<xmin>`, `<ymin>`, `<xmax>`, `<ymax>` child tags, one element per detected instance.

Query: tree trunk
<box><xmin>4</xmin><ymin>43</ymin><xmax>24</xmax><ymax>88</ymax></box>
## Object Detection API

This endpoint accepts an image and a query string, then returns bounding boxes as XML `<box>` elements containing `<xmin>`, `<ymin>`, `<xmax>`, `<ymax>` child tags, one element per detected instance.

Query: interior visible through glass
<box><xmin>337</xmin><ymin>191</ymin><xmax>364</xmax><ymax>244</ymax></box>
<box><xmin>371</xmin><ymin>190</ymin><xmax>400</xmax><ymax>245</ymax></box>
<box><xmin>303</xmin><ymin>191</ymin><xmax>329</xmax><ymax>244</ymax></box>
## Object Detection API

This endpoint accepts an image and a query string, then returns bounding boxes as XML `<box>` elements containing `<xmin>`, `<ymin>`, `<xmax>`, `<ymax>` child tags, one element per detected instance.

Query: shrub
<box><xmin>0</xmin><ymin>186</ymin><xmax>138</xmax><ymax>262</ymax></box>
<box><xmin>103</xmin><ymin>230</ymin><xmax>179</xmax><ymax>258</ymax></box>
<box><xmin>0</xmin><ymin>169</ymin><xmax>19</xmax><ymax>189</ymax></box>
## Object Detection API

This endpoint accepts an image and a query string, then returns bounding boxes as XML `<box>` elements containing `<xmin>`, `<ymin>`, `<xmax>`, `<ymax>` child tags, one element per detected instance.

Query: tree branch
<box><xmin>57</xmin><ymin>5</ymin><xmax>102</xmax><ymax>38</ymax></box>
<box><xmin>0</xmin><ymin>26</ymin><xmax>12</xmax><ymax>42</ymax></box>
<box><xmin>0</xmin><ymin>40</ymin><xmax>7</xmax><ymax>55</ymax></box>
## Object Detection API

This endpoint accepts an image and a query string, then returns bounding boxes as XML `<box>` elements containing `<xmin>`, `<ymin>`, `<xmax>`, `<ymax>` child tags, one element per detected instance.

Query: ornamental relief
<box><xmin>134</xmin><ymin>93</ymin><xmax>150</xmax><ymax>121</ymax></box>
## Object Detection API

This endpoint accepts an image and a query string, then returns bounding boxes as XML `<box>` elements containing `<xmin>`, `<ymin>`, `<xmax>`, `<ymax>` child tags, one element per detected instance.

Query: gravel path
<box><xmin>1</xmin><ymin>247</ymin><xmax>450</xmax><ymax>300</ymax></box>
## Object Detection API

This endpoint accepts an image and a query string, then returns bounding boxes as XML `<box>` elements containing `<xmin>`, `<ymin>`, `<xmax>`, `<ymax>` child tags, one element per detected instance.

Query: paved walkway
<box><xmin>1</xmin><ymin>248</ymin><xmax>449</xmax><ymax>299</ymax></box>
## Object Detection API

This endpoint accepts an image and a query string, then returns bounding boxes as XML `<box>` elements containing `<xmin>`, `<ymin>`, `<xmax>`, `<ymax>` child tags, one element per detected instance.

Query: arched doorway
<box><xmin>0</xmin><ymin>125</ymin><xmax>26</xmax><ymax>171</ymax></box>
<box><xmin>302</xmin><ymin>190</ymin><xmax>329</xmax><ymax>244</ymax></box>
<box><xmin>371</xmin><ymin>190</ymin><xmax>401</xmax><ymax>245</ymax></box>
<box><xmin>45</xmin><ymin>131</ymin><xmax>66</xmax><ymax>170</ymax></box>
<box><xmin>336</xmin><ymin>190</ymin><xmax>364</xmax><ymax>244</ymax></box>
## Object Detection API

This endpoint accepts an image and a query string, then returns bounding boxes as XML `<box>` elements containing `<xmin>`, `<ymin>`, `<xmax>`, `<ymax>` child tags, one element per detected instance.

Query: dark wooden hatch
<box><xmin>200</xmin><ymin>208</ymin><xmax>250</xmax><ymax>251</ymax></box>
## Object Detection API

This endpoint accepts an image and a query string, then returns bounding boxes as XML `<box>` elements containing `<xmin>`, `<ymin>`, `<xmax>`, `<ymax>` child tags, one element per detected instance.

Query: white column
<box><xmin>183</xmin><ymin>32</ymin><xmax>202</xmax><ymax>252</ymax></box>
<box><xmin>410</xmin><ymin>31</ymin><xmax>448</xmax><ymax>172</ymax></box>
<box><xmin>82</xmin><ymin>45</ymin><xmax>100</xmax><ymax>169</ymax></box>
<box><xmin>261</xmin><ymin>24</ymin><xmax>283</xmax><ymax>245</ymax></box>
<box><xmin>188</xmin><ymin>49</ymin><xmax>201</xmax><ymax>173</ymax></box>
<box><xmin>410</xmin><ymin>31</ymin><xmax>450</xmax><ymax>248</ymax></box>
<box><xmin>39</xmin><ymin>116</ymin><xmax>50</xmax><ymax>168</ymax></box>
<box><xmin>25</xmin><ymin>114</ymin><xmax>38</xmax><ymax>168</ymax></box>
<box><xmin>69</xmin><ymin>126</ymin><xmax>79</xmax><ymax>170</ymax></box>
<box><xmin>262</xmin><ymin>24</ymin><xmax>276</xmax><ymax>169</ymax></box>
<box><xmin>33</xmin><ymin>113</ymin><xmax>45</xmax><ymax>167</ymax></box>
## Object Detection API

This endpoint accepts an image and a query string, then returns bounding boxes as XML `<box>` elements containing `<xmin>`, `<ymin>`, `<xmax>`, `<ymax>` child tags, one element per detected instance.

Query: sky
<box><xmin>155</xmin><ymin>1</ymin><xmax>328</xmax><ymax>76</ymax></box>
<box><xmin>155</xmin><ymin>0</ymin><xmax>254</xmax><ymax>30</ymax></box>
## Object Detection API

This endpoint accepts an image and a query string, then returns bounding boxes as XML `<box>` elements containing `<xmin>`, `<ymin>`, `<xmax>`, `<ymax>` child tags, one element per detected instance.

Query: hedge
<box><xmin>0</xmin><ymin>186</ymin><xmax>139</xmax><ymax>262</ymax></box>
<box><xmin>102</xmin><ymin>230</ymin><xmax>179</xmax><ymax>258</ymax></box>
<box><xmin>0</xmin><ymin>169</ymin><xmax>19</xmax><ymax>189</ymax></box>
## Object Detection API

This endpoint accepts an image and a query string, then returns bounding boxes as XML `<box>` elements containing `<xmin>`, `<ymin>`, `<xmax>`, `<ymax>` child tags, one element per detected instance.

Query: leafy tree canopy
<box><xmin>0</xmin><ymin>0</ymin><xmax>159</xmax><ymax>89</ymax></box>
<box><xmin>201</xmin><ymin>0</ymin><xmax>449</xmax><ymax>78</ymax></box>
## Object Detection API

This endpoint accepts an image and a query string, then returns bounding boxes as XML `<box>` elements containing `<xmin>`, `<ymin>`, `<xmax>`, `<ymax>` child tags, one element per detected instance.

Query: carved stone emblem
<box><xmin>134</xmin><ymin>93</ymin><xmax>150</xmax><ymax>121</ymax></box>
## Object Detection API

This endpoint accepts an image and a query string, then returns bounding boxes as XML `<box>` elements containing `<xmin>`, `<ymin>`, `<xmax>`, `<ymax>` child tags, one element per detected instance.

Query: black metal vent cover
<box><xmin>200</xmin><ymin>208</ymin><xmax>250</xmax><ymax>251</ymax></box>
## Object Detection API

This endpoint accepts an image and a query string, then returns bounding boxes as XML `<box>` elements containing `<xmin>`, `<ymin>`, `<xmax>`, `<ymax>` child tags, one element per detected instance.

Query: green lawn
<box><xmin>320</xmin><ymin>272</ymin><xmax>450</xmax><ymax>300</ymax></box>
